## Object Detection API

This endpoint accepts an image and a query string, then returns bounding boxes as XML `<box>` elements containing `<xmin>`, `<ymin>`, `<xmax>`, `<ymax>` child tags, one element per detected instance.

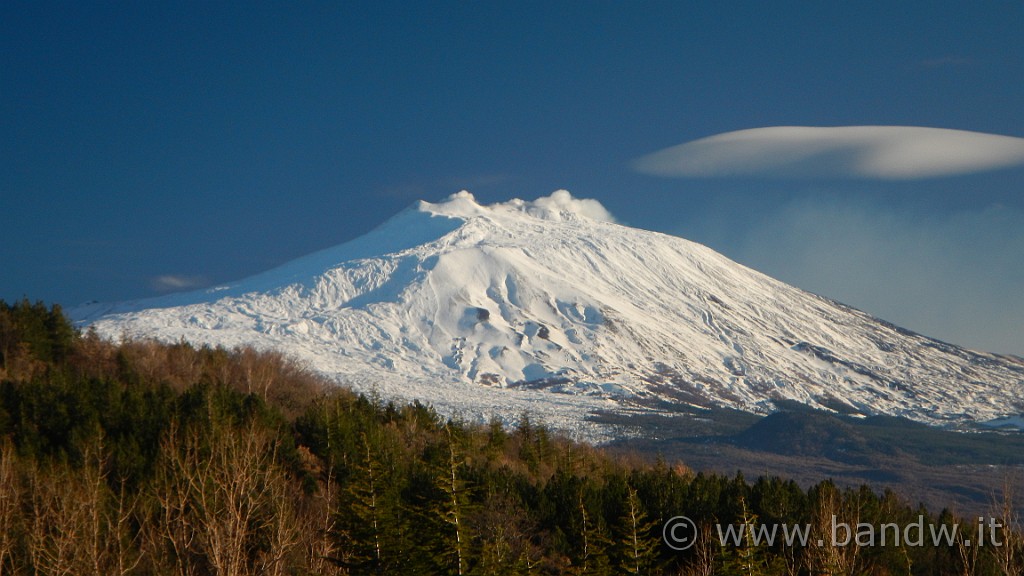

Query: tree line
<box><xmin>0</xmin><ymin>298</ymin><xmax>1021</xmax><ymax>575</ymax></box>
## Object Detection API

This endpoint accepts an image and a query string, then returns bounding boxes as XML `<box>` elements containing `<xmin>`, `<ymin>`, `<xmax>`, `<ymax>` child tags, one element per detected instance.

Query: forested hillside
<box><xmin>0</xmin><ymin>299</ymin><xmax>1020</xmax><ymax>575</ymax></box>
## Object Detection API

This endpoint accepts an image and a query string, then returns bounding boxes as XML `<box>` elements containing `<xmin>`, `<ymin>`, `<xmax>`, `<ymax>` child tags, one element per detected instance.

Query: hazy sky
<box><xmin>3</xmin><ymin>1</ymin><xmax>1022</xmax><ymax>354</ymax></box>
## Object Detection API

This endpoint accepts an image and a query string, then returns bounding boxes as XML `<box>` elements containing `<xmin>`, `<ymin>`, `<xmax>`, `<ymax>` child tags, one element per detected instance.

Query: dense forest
<box><xmin>0</xmin><ymin>299</ymin><xmax>1021</xmax><ymax>575</ymax></box>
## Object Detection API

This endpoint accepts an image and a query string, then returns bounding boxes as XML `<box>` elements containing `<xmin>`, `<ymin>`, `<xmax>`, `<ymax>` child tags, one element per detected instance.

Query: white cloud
<box><xmin>524</xmin><ymin>189</ymin><xmax>618</xmax><ymax>223</ymax></box>
<box><xmin>634</xmin><ymin>126</ymin><xmax>1024</xmax><ymax>180</ymax></box>
<box><xmin>151</xmin><ymin>274</ymin><xmax>207</xmax><ymax>292</ymax></box>
<box><xmin>434</xmin><ymin>190</ymin><xmax>618</xmax><ymax>224</ymax></box>
<box><xmin>728</xmin><ymin>199</ymin><xmax>1024</xmax><ymax>355</ymax></box>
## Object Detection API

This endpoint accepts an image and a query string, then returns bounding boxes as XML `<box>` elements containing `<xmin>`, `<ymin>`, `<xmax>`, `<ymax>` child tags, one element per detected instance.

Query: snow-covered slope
<box><xmin>74</xmin><ymin>191</ymin><xmax>1024</xmax><ymax>435</ymax></box>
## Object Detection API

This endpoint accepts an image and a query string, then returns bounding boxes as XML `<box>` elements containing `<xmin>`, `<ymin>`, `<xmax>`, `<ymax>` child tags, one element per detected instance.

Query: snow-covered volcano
<box><xmin>75</xmin><ymin>191</ymin><xmax>1024</xmax><ymax>433</ymax></box>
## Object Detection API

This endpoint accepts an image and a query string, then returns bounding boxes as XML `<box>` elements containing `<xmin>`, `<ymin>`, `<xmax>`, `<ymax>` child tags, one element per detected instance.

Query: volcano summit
<box><xmin>75</xmin><ymin>191</ymin><xmax>1024</xmax><ymax>435</ymax></box>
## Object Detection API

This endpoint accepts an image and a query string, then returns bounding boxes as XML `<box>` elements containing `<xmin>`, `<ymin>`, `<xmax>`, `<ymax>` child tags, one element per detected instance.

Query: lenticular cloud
<box><xmin>633</xmin><ymin>126</ymin><xmax>1024</xmax><ymax>180</ymax></box>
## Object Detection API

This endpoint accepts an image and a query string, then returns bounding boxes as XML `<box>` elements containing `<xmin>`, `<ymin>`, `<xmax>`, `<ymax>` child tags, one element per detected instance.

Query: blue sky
<box><xmin>2</xmin><ymin>1</ymin><xmax>1022</xmax><ymax>354</ymax></box>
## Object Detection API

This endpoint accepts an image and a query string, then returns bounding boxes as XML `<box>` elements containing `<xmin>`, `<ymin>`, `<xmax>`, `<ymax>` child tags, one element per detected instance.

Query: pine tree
<box><xmin>432</xmin><ymin>423</ymin><xmax>473</xmax><ymax>575</ymax></box>
<box><xmin>572</xmin><ymin>484</ymin><xmax>611</xmax><ymax>575</ymax></box>
<box><xmin>338</xmin><ymin>431</ymin><xmax>389</xmax><ymax>574</ymax></box>
<box><xmin>615</xmin><ymin>484</ymin><xmax>659</xmax><ymax>576</ymax></box>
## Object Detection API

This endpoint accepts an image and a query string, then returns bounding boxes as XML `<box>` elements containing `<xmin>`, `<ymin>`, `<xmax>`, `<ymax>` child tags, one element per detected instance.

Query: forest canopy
<box><xmin>0</xmin><ymin>299</ymin><xmax>1020</xmax><ymax>575</ymax></box>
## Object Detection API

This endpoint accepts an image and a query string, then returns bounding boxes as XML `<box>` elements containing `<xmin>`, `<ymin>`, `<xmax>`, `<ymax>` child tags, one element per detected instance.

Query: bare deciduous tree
<box><xmin>301</xmin><ymin>467</ymin><xmax>344</xmax><ymax>575</ymax></box>
<box><xmin>155</xmin><ymin>417</ymin><xmax>302</xmax><ymax>576</ymax></box>
<box><xmin>191</xmin><ymin>421</ymin><xmax>273</xmax><ymax>576</ymax></box>
<box><xmin>988</xmin><ymin>476</ymin><xmax>1023</xmax><ymax>576</ymax></box>
<box><xmin>0</xmin><ymin>440</ymin><xmax>20</xmax><ymax>576</ymax></box>
<box><xmin>27</xmin><ymin>462</ymin><xmax>77</xmax><ymax>576</ymax></box>
<box><xmin>804</xmin><ymin>485</ymin><xmax>864</xmax><ymax>576</ymax></box>
<box><xmin>153</xmin><ymin>421</ymin><xmax>201</xmax><ymax>576</ymax></box>
<box><xmin>22</xmin><ymin>438</ymin><xmax>143</xmax><ymax>576</ymax></box>
<box><xmin>108</xmin><ymin>479</ymin><xmax>145</xmax><ymax>576</ymax></box>
<box><xmin>255</xmin><ymin>460</ymin><xmax>303</xmax><ymax>576</ymax></box>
